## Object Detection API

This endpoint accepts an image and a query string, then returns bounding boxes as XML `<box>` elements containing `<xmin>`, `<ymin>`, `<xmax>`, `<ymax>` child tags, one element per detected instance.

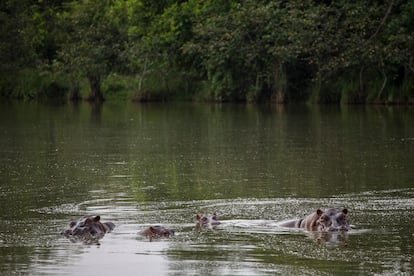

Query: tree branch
<box><xmin>367</xmin><ymin>0</ymin><xmax>395</xmax><ymax>42</ymax></box>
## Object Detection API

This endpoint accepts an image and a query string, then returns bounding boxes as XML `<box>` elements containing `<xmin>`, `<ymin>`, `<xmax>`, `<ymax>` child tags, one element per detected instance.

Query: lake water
<box><xmin>0</xmin><ymin>102</ymin><xmax>413</xmax><ymax>275</ymax></box>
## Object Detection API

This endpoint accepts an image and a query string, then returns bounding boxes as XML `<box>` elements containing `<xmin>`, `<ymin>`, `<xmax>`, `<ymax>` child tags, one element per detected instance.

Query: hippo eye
<box><xmin>337</xmin><ymin>214</ymin><xmax>346</xmax><ymax>222</ymax></box>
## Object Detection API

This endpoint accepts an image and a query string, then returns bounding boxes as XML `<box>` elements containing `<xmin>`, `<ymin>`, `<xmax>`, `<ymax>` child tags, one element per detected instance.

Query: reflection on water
<box><xmin>0</xmin><ymin>102</ymin><xmax>413</xmax><ymax>275</ymax></box>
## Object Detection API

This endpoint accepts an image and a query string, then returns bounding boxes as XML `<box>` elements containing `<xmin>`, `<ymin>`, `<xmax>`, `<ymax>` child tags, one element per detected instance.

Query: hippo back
<box><xmin>276</xmin><ymin>218</ymin><xmax>303</xmax><ymax>228</ymax></box>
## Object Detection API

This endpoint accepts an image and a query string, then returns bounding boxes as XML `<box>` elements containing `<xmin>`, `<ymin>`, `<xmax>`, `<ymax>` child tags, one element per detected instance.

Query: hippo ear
<box><xmin>342</xmin><ymin>208</ymin><xmax>348</xmax><ymax>215</ymax></box>
<box><xmin>151</xmin><ymin>226</ymin><xmax>159</xmax><ymax>235</ymax></box>
<box><xmin>316</xmin><ymin>209</ymin><xmax>323</xmax><ymax>216</ymax></box>
<box><xmin>93</xmin><ymin>216</ymin><xmax>101</xmax><ymax>222</ymax></box>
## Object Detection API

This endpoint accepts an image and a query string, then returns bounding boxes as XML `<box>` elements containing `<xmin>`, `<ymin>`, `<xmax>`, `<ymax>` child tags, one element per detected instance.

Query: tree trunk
<box><xmin>376</xmin><ymin>63</ymin><xmax>387</xmax><ymax>103</ymax></box>
<box><xmin>86</xmin><ymin>74</ymin><xmax>105</xmax><ymax>102</ymax></box>
<box><xmin>359</xmin><ymin>67</ymin><xmax>365</xmax><ymax>101</ymax></box>
<box><xmin>69</xmin><ymin>79</ymin><xmax>81</xmax><ymax>102</ymax></box>
<box><xmin>138</xmin><ymin>55</ymin><xmax>148</xmax><ymax>92</ymax></box>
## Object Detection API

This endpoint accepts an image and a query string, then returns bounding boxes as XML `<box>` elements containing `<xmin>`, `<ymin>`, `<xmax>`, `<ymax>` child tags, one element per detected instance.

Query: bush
<box><xmin>0</xmin><ymin>69</ymin><xmax>69</xmax><ymax>101</ymax></box>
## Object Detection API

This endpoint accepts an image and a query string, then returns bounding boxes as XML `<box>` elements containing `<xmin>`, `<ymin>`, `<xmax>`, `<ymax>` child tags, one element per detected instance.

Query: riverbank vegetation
<box><xmin>1</xmin><ymin>0</ymin><xmax>413</xmax><ymax>104</ymax></box>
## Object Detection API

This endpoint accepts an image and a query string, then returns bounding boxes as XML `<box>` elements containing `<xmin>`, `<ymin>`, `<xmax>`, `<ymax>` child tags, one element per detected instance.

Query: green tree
<box><xmin>0</xmin><ymin>0</ymin><xmax>70</xmax><ymax>99</ymax></box>
<box><xmin>56</xmin><ymin>0</ymin><xmax>128</xmax><ymax>102</ymax></box>
<box><xmin>1</xmin><ymin>0</ymin><xmax>413</xmax><ymax>104</ymax></box>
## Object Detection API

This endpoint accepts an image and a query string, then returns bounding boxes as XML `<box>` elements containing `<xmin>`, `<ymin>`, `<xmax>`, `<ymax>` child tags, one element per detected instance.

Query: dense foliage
<box><xmin>1</xmin><ymin>0</ymin><xmax>413</xmax><ymax>104</ymax></box>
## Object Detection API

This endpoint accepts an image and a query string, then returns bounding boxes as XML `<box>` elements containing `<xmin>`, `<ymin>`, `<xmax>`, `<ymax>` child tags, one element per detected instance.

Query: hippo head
<box><xmin>317</xmin><ymin>209</ymin><xmax>350</xmax><ymax>232</ymax></box>
<box><xmin>330</xmin><ymin>208</ymin><xmax>350</xmax><ymax>231</ymax></box>
<box><xmin>196</xmin><ymin>213</ymin><xmax>221</xmax><ymax>228</ymax></box>
<box><xmin>148</xmin><ymin>226</ymin><xmax>175</xmax><ymax>238</ymax></box>
<box><xmin>62</xmin><ymin>216</ymin><xmax>112</xmax><ymax>240</ymax></box>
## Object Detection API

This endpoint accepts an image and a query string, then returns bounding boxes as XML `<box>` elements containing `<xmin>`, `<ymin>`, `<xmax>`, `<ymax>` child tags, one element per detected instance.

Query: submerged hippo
<box><xmin>139</xmin><ymin>225</ymin><xmax>175</xmax><ymax>241</ymax></box>
<box><xmin>62</xmin><ymin>216</ymin><xmax>115</xmax><ymax>242</ymax></box>
<box><xmin>196</xmin><ymin>213</ymin><xmax>221</xmax><ymax>230</ymax></box>
<box><xmin>277</xmin><ymin>208</ymin><xmax>350</xmax><ymax>232</ymax></box>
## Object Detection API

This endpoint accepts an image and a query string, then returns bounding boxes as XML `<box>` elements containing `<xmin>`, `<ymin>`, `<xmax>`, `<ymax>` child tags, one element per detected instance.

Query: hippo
<box><xmin>62</xmin><ymin>216</ymin><xmax>115</xmax><ymax>242</ymax></box>
<box><xmin>277</xmin><ymin>208</ymin><xmax>350</xmax><ymax>232</ymax></box>
<box><xmin>139</xmin><ymin>225</ymin><xmax>175</xmax><ymax>241</ymax></box>
<box><xmin>196</xmin><ymin>213</ymin><xmax>221</xmax><ymax>231</ymax></box>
